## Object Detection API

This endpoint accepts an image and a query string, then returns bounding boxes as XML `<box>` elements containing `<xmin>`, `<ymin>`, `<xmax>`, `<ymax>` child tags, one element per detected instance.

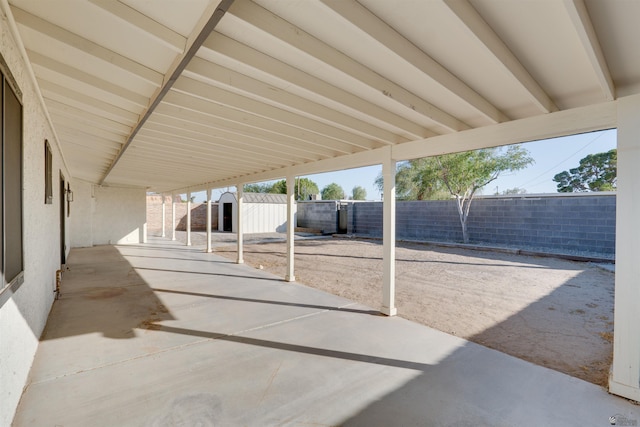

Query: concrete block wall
<box><xmin>297</xmin><ymin>201</ymin><xmax>339</xmax><ymax>234</ymax></box>
<box><xmin>467</xmin><ymin>194</ymin><xmax>616</xmax><ymax>254</ymax></box>
<box><xmin>298</xmin><ymin>194</ymin><xmax>616</xmax><ymax>255</ymax></box>
<box><xmin>147</xmin><ymin>195</ymin><xmax>218</xmax><ymax>233</ymax></box>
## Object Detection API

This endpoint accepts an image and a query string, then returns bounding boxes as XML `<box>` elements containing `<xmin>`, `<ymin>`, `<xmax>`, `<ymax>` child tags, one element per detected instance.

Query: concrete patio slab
<box><xmin>13</xmin><ymin>237</ymin><xmax>639</xmax><ymax>426</ymax></box>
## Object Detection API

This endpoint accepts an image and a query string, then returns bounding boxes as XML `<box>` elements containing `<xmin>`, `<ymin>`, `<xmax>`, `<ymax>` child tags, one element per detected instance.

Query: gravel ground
<box><xmin>162</xmin><ymin>230</ymin><xmax>615</xmax><ymax>387</ymax></box>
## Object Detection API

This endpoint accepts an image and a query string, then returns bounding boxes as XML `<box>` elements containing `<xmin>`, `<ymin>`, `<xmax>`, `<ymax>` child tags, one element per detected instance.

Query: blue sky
<box><xmin>194</xmin><ymin>128</ymin><xmax>617</xmax><ymax>202</ymax></box>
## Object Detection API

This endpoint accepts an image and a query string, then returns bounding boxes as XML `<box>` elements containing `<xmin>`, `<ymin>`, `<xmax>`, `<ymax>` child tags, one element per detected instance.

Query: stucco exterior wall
<box><xmin>0</xmin><ymin>11</ymin><xmax>70</xmax><ymax>425</ymax></box>
<box><xmin>92</xmin><ymin>186</ymin><xmax>146</xmax><ymax>245</ymax></box>
<box><xmin>69</xmin><ymin>183</ymin><xmax>147</xmax><ymax>247</ymax></box>
<box><xmin>69</xmin><ymin>180</ymin><xmax>94</xmax><ymax>248</ymax></box>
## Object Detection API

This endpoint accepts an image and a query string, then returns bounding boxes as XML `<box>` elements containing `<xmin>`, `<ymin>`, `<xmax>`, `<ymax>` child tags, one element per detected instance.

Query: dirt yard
<box><xmin>174</xmin><ymin>232</ymin><xmax>615</xmax><ymax>387</ymax></box>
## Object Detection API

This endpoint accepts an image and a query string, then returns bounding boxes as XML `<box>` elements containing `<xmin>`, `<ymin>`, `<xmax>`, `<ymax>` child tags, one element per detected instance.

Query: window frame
<box><xmin>45</xmin><ymin>139</ymin><xmax>53</xmax><ymax>204</ymax></box>
<box><xmin>0</xmin><ymin>54</ymin><xmax>25</xmax><ymax>307</ymax></box>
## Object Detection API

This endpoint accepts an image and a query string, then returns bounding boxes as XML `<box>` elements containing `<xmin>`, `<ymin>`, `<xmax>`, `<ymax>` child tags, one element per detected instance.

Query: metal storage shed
<box><xmin>218</xmin><ymin>192</ymin><xmax>293</xmax><ymax>234</ymax></box>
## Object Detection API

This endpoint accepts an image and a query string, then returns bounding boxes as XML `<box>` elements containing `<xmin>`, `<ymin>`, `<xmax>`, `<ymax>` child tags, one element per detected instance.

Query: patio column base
<box><xmin>380</xmin><ymin>306</ymin><xmax>397</xmax><ymax>317</ymax></box>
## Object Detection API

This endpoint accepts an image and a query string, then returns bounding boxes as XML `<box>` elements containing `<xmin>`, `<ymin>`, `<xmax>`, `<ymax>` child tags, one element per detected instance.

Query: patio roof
<box><xmin>3</xmin><ymin>0</ymin><xmax>636</xmax><ymax>193</ymax></box>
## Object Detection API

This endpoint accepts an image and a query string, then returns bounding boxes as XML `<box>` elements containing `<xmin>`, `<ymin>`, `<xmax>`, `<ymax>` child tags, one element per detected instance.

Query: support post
<box><xmin>381</xmin><ymin>150</ymin><xmax>397</xmax><ymax>316</ymax></box>
<box><xmin>206</xmin><ymin>188</ymin><xmax>212</xmax><ymax>253</ymax></box>
<box><xmin>161</xmin><ymin>194</ymin><xmax>166</xmax><ymax>238</ymax></box>
<box><xmin>610</xmin><ymin>94</ymin><xmax>640</xmax><ymax>401</ymax></box>
<box><xmin>237</xmin><ymin>184</ymin><xmax>244</xmax><ymax>264</ymax></box>
<box><xmin>171</xmin><ymin>194</ymin><xmax>176</xmax><ymax>241</ymax></box>
<box><xmin>186</xmin><ymin>192</ymin><xmax>192</xmax><ymax>246</ymax></box>
<box><xmin>285</xmin><ymin>174</ymin><xmax>296</xmax><ymax>282</ymax></box>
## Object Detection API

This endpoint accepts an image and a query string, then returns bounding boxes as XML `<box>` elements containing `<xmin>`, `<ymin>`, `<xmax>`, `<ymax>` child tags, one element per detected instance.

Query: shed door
<box><xmin>223</xmin><ymin>203</ymin><xmax>233</xmax><ymax>232</ymax></box>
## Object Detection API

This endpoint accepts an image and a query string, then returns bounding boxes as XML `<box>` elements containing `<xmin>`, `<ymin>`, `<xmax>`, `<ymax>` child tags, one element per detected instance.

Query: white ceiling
<box><xmin>5</xmin><ymin>0</ymin><xmax>637</xmax><ymax>193</ymax></box>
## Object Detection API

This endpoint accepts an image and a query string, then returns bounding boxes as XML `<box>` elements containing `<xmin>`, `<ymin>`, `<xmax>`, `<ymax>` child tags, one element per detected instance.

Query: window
<box><xmin>1</xmin><ymin>56</ymin><xmax>24</xmax><ymax>296</ymax></box>
<box><xmin>45</xmin><ymin>140</ymin><xmax>52</xmax><ymax>204</ymax></box>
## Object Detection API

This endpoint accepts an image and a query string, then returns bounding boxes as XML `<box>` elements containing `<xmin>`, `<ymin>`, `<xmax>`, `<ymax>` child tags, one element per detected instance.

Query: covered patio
<box><xmin>13</xmin><ymin>238</ymin><xmax>639</xmax><ymax>426</ymax></box>
<box><xmin>2</xmin><ymin>0</ymin><xmax>640</xmax><ymax>424</ymax></box>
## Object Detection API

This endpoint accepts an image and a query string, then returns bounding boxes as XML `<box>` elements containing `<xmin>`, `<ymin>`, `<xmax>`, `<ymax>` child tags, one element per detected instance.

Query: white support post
<box><xmin>610</xmin><ymin>94</ymin><xmax>640</xmax><ymax>401</ymax></box>
<box><xmin>186</xmin><ymin>192</ymin><xmax>192</xmax><ymax>246</ymax></box>
<box><xmin>171</xmin><ymin>194</ymin><xmax>176</xmax><ymax>241</ymax></box>
<box><xmin>236</xmin><ymin>184</ymin><xmax>244</xmax><ymax>264</ymax></box>
<box><xmin>161</xmin><ymin>194</ymin><xmax>166</xmax><ymax>238</ymax></box>
<box><xmin>381</xmin><ymin>149</ymin><xmax>397</xmax><ymax>316</ymax></box>
<box><xmin>206</xmin><ymin>189</ymin><xmax>212</xmax><ymax>253</ymax></box>
<box><xmin>285</xmin><ymin>174</ymin><xmax>296</xmax><ymax>282</ymax></box>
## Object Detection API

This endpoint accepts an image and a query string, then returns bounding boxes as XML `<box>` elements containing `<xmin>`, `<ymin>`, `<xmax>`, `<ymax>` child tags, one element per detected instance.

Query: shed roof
<box><xmin>221</xmin><ymin>192</ymin><xmax>288</xmax><ymax>204</ymax></box>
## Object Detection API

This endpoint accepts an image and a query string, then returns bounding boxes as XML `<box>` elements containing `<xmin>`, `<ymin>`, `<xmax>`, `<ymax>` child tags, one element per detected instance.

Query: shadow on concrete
<box><xmin>41</xmin><ymin>245</ymin><xmax>175</xmax><ymax>340</ymax></box>
<box><xmin>17</xmin><ymin>238</ymin><xmax>635</xmax><ymax>427</ymax></box>
<box><xmin>152</xmin><ymin>287</ymin><xmax>380</xmax><ymax>315</ymax></box>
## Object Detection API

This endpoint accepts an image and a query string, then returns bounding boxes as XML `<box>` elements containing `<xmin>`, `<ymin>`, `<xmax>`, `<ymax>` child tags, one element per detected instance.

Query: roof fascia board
<box><xmin>393</xmin><ymin>101</ymin><xmax>617</xmax><ymax>160</ymax></box>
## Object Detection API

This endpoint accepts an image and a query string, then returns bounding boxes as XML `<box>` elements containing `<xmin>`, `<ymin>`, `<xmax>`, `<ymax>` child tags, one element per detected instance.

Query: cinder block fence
<box><xmin>297</xmin><ymin>193</ymin><xmax>616</xmax><ymax>256</ymax></box>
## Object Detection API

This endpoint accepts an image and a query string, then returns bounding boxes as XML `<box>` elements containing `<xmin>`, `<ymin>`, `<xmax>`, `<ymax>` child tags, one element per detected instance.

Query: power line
<box><xmin>516</xmin><ymin>132</ymin><xmax>607</xmax><ymax>189</ymax></box>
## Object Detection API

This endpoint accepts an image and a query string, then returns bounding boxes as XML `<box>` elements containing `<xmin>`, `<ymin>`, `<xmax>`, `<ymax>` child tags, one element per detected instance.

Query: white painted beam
<box><xmin>165</xmin><ymin>102</ymin><xmax>616</xmax><ymax>196</ymax></box>
<box><xmin>171</xmin><ymin>195</ymin><xmax>176</xmax><ymax>241</ymax></box>
<box><xmin>149</xmin><ymin>108</ymin><xmax>327</xmax><ymax>161</ymax></box>
<box><xmin>321</xmin><ymin>0</ymin><xmax>507</xmax><ymax>125</ymax></box>
<box><xmin>610</xmin><ymin>93</ymin><xmax>640</xmax><ymax>401</ymax></box>
<box><xmin>563</xmin><ymin>0</ymin><xmax>615</xmax><ymax>101</ymax></box>
<box><xmin>184</xmin><ymin>57</ymin><xmax>399</xmax><ymax>145</ymax></box>
<box><xmin>161</xmin><ymin>195</ymin><xmax>166</xmax><ymax>238</ymax></box>
<box><xmin>186</xmin><ymin>192</ymin><xmax>192</xmax><ymax>246</ymax></box>
<box><xmin>285</xmin><ymin>174</ymin><xmax>296</xmax><ymax>282</ymax></box>
<box><xmin>133</xmin><ymin>129</ymin><xmax>289</xmax><ymax>168</ymax></box>
<box><xmin>183</xmin><ymin>146</ymin><xmax>389</xmax><ymax>195</ymax></box>
<box><xmin>172</xmin><ymin>77</ymin><xmax>381</xmax><ymax>151</ymax></box>
<box><xmin>88</xmin><ymin>0</ymin><xmax>186</xmax><ymax>53</ymax></box>
<box><xmin>141</xmin><ymin>119</ymin><xmax>311</xmax><ymax>164</ymax></box>
<box><xmin>206</xmin><ymin>188</ymin><xmax>212</xmax><ymax>253</ymax></box>
<box><xmin>202</xmin><ymin>33</ymin><xmax>432</xmax><ymax>139</ymax></box>
<box><xmin>153</xmin><ymin>102</ymin><xmax>336</xmax><ymax>158</ymax></box>
<box><xmin>236</xmin><ymin>184</ymin><xmax>244</xmax><ymax>264</ymax></box>
<box><xmin>99</xmin><ymin>0</ymin><xmax>235</xmax><ymax>185</ymax></box>
<box><xmin>381</xmin><ymin>148</ymin><xmax>397</xmax><ymax>316</ymax></box>
<box><xmin>160</xmin><ymin>92</ymin><xmax>344</xmax><ymax>158</ymax></box>
<box><xmin>393</xmin><ymin>101</ymin><xmax>616</xmax><ymax>160</ymax></box>
<box><xmin>229</xmin><ymin>0</ymin><xmax>469</xmax><ymax>133</ymax></box>
<box><xmin>45</xmin><ymin>99</ymin><xmax>132</xmax><ymax>135</ymax></box>
<box><xmin>10</xmin><ymin>5</ymin><xmax>163</xmax><ymax>86</ymax></box>
<box><xmin>49</xmin><ymin>114</ymin><xmax>128</xmax><ymax>142</ymax></box>
<box><xmin>38</xmin><ymin>79</ymin><xmax>141</xmax><ymax>123</ymax></box>
<box><xmin>28</xmin><ymin>50</ymin><xmax>149</xmax><ymax>108</ymax></box>
<box><xmin>442</xmin><ymin>0</ymin><xmax>558</xmax><ymax>113</ymax></box>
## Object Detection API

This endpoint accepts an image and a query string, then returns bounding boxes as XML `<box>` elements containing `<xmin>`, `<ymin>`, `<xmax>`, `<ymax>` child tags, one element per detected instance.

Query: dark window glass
<box><xmin>45</xmin><ymin>140</ymin><xmax>52</xmax><ymax>204</ymax></box>
<box><xmin>1</xmin><ymin>68</ymin><xmax>24</xmax><ymax>287</ymax></box>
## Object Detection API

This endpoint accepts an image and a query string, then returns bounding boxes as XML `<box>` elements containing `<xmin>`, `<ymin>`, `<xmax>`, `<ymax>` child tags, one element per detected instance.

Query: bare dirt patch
<box><xmin>213</xmin><ymin>237</ymin><xmax>614</xmax><ymax>387</ymax></box>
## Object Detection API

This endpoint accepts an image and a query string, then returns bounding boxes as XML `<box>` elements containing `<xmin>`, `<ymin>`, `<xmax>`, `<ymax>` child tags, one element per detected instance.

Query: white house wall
<box><xmin>69</xmin><ymin>180</ymin><xmax>94</xmax><ymax>248</ymax></box>
<box><xmin>91</xmin><ymin>186</ymin><xmax>147</xmax><ymax>246</ymax></box>
<box><xmin>70</xmin><ymin>183</ymin><xmax>146</xmax><ymax>247</ymax></box>
<box><xmin>0</xmin><ymin>10</ymin><xmax>69</xmax><ymax>425</ymax></box>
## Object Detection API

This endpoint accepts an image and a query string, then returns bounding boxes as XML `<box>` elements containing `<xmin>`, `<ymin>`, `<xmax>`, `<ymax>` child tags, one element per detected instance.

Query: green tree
<box><xmin>351</xmin><ymin>185</ymin><xmax>367</xmax><ymax>200</ymax></box>
<box><xmin>375</xmin><ymin>145</ymin><xmax>533</xmax><ymax>243</ymax></box>
<box><xmin>321</xmin><ymin>183</ymin><xmax>345</xmax><ymax>200</ymax></box>
<box><xmin>501</xmin><ymin>187</ymin><xmax>527</xmax><ymax>195</ymax></box>
<box><xmin>243</xmin><ymin>182</ymin><xmax>274</xmax><ymax>193</ymax></box>
<box><xmin>270</xmin><ymin>178</ymin><xmax>319</xmax><ymax>200</ymax></box>
<box><xmin>553</xmin><ymin>149</ymin><xmax>617</xmax><ymax>192</ymax></box>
